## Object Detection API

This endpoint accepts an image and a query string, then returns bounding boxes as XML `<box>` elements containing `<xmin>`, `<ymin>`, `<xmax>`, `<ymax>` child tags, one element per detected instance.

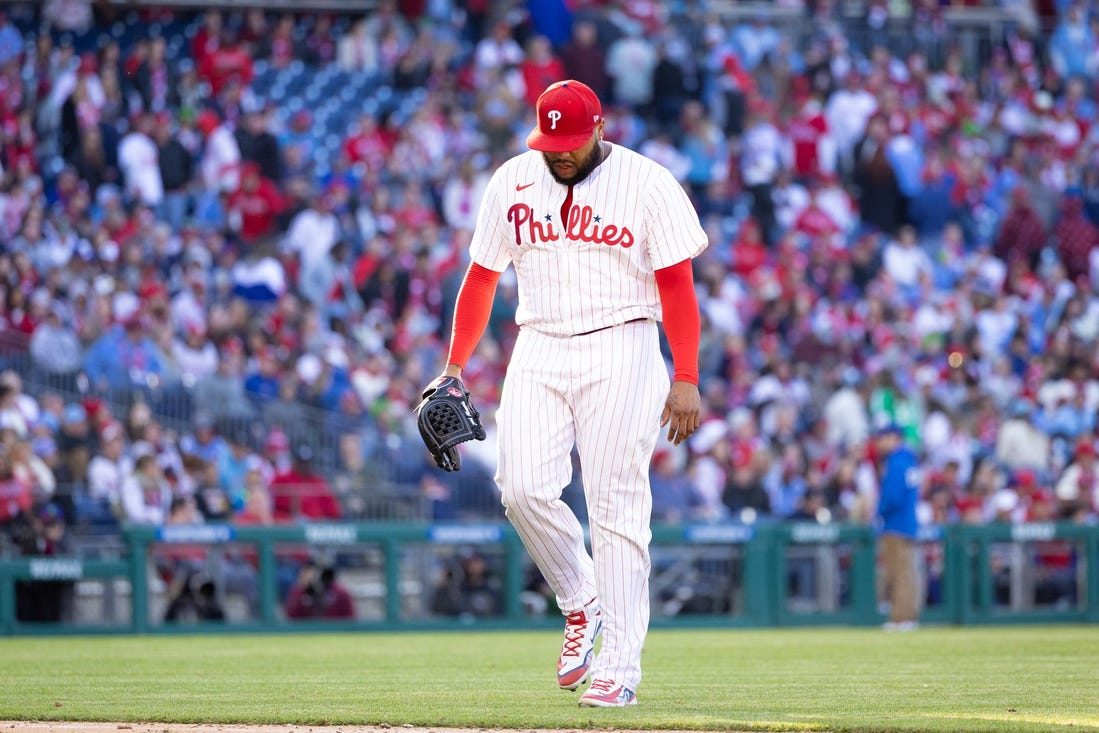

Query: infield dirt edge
<box><xmin>0</xmin><ymin>722</ymin><xmax>782</xmax><ymax>733</ymax></box>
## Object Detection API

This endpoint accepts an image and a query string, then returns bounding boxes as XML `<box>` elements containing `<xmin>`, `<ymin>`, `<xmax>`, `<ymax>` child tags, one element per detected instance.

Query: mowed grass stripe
<box><xmin>1</xmin><ymin>626</ymin><xmax>1097</xmax><ymax>732</ymax></box>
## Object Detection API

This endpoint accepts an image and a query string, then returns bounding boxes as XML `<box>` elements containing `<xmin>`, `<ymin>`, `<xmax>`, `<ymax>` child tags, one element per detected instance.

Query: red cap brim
<box><xmin>526</xmin><ymin>127</ymin><xmax>594</xmax><ymax>152</ymax></box>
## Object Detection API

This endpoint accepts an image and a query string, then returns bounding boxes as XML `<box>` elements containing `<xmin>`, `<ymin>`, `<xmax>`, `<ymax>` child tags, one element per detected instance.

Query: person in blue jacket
<box><xmin>874</xmin><ymin>421</ymin><xmax>920</xmax><ymax>630</ymax></box>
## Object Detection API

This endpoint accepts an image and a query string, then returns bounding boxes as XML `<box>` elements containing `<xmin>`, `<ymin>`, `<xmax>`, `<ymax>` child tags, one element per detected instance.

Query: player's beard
<box><xmin>542</xmin><ymin>143</ymin><xmax>604</xmax><ymax>186</ymax></box>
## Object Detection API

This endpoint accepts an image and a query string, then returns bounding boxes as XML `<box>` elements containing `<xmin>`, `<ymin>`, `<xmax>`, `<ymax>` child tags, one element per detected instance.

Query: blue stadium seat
<box><xmin>165</xmin><ymin>38</ymin><xmax>184</xmax><ymax>62</ymax></box>
<box><xmin>360</xmin><ymin>98</ymin><xmax>379</xmax><ymax>116</ymax></box>
<box><xmin>274</xmin><ymin>67</ymin><xmax>299</xmax><ymax>86</ymax></box>
<box><xmin>252</xmin><ymin>78</ymin><xmax>275</xmax><ymax>97</ymax></box>
<box><xmin>342</xmin><ymin>108</ymin><xmax>362</xmax><ymax>129</ymax></box>
<box><xmin>347</xmin><ymin>71</ymin><xmax>377</xmax><ymax>92</ymax></box>
<box><xmin>328</xmin><ymin>112</ymin><xmax>354</xmax><ymax>135</ymax></box>
<box><xmin>286</xmin><ymin>77</ymin><xmax>311</xmax><ymax>97</ymax></box>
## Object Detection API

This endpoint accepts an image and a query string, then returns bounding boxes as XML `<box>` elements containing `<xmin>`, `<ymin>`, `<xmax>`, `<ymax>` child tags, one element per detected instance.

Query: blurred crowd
<box><xmin>1</xmin><ymin>0</ymin><xmax>1099</xmax><ymax>565</ymax></box>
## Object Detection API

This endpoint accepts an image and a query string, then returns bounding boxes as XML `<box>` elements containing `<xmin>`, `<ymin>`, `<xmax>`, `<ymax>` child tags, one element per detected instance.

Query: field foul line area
<box><xmin>0</xmin><ymin>725</ymin><xmax>779</xmax><ymax>733</ymax></box>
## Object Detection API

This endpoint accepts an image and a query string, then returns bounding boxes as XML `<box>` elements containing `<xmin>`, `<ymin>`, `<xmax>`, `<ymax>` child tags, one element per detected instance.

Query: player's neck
<box><xmin>597</xmin><ymin>141</ymin><xmax>610</xmax><ymax>165</ymax></box>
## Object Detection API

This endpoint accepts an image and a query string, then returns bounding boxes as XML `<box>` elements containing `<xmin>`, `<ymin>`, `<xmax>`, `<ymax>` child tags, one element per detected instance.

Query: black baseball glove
<box><xmin>414</xmin><ymin>376</ymin><xmax>486</xmax><ymax>471</ymax></box>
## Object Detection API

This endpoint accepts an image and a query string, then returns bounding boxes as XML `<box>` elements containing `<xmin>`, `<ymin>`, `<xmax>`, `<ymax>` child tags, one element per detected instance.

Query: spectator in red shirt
<box><xmin>729</xmin><ymin>217</ymin><xmax>768</xmax><ymax>279</ymax></box>
<box><xmin>190</xmin><ymin>10</ymin><xmax>222</xmax><ymax>71</ymax></box>
<box><xmin>269</xmin><ymin>443</ymin><xmax>342</xmax><ymax>521</ymax></box>
<box><xmin>787</xmin><ymin>92</ymin><xmax>832</xmax><ymax>182</ymax></box>
<box><xmin>519</xmin><ymin>35</ymin><xmax>565</xmax><ymax>108</ymax></box>
<box><xmin>5</xmin><ymin>112</ymin><xmax>37</xmax><ymax>175</ymax></box>
<box><xmin>343</xmin><ymin>112</ymin><xmax>392</xmax><ymax>170</ymax></box>
<box><xmin>1053</xmin><ymin>195</ymin><xmax>1098</xmax><ymax>284</ymax></box>
<box><xmin>392</xmin><ymin>179</ymin><xmax>438</xmax><ymax>231</ymax></box>
<box><xmin>793</xmin><ymin>185</ymin><xmax>842</xmax><ymax>246</ymax></box>
<box><xmin>993</xmin><ymin>185</ymin><xmax>1047</xmax><ymax>272</ymax></box>
<box><xmin>266</xmin><ymin>14</ymin><xmax>298</xmax><ymax>71</ymax></box>
<box><xmin>227</xmin><ymin>162</ymin><xmax>285</xmax><ymax>246</ymax></box>
<box><xmin>557</xmin><ymin>19</ymin><xmax>609</xmax><ymax>101</ymax></box>
<box><xmin>0</xmin><ymin>446</ymin><xmax>30</xmax><ymax>534</ymax></box>
<box><xmin>199</xmin><ymin>28</ymin><xmax>254</xmax><ymax>98</ymax></box>
<box><xmin>122</xmin><ymin>40</ymin><xmax>148</xmax><ymax>84</ymax></box>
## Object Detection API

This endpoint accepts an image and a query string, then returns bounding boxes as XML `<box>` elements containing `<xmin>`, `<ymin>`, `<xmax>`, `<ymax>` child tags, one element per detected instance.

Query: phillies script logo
<box><xmin>507</xmin><ymin>204</ymin><xmax>634</xmax><ymax>248</ymax></box>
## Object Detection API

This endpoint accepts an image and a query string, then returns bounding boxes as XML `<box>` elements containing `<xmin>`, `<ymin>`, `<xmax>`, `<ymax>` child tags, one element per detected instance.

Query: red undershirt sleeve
<box><xmin>653</xmin><ymin>258</ymin><xmax>701</xmax><ymax>385</ymax></box>
<box><xmin>447</xmin><ymin>262</ymin><xmax>502</xmax><ymax>370</ymax></box>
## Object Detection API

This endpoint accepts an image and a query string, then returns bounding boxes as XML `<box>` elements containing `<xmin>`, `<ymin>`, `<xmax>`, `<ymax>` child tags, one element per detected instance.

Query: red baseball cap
<box><xmin>526</xmin><ymin>80</ymin><xmax>602</xmax><ymax>152</ymax></box>
<box><xmin>196</xmin><ymin>109</ymin><xmax>220</xmax><ymax>136</ymax></box>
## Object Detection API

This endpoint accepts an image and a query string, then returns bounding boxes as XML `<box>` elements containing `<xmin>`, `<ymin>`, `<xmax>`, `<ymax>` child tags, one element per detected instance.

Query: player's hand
<box><xmin>661</xmin><ymin>380</ymin><xmax>700</xmax><ymax>446</ymax></box>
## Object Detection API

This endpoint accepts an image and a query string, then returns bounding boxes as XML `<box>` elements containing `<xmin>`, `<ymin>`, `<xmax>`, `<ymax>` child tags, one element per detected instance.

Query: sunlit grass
<box><xmin>2</xmin><ymin>626</ymin><xmax>1097</xmax><ymax>732</ymax></box>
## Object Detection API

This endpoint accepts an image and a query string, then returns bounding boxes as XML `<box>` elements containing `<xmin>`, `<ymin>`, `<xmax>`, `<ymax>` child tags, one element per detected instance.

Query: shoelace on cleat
<box><xmin>587</xmin><ymin>679</ymin><xmax>615</xmax><ymax>695</ymax></box>
<box><xmin>560</xmin><ymin>610</ymin><xmax>589</xmax><ymax>658</ymax></box>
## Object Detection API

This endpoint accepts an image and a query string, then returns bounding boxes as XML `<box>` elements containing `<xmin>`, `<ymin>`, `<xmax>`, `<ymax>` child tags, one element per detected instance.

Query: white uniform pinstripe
<box><xmin>469</xmin><ymin>143</ymin><xmax>707</xmax><ymax>691</ymax></box>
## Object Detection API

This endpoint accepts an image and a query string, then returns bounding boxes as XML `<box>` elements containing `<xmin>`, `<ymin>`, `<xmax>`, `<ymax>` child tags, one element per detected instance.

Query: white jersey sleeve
<box><xmin>642</xmin><ymin>165</ymin><xmax>709</xmax><ymax>270</ymax></box>
<box><xmin>468</xmin><ymin>164</ymin><xmax>519</xmax><ymax>273</ymax></box>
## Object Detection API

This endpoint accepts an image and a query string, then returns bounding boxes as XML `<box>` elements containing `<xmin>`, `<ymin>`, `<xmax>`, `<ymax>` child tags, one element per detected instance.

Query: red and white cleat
<box><xmin>556</xmin><ymin>599</ymin><xmax>602</xmax><ymax>691</ymax></box>
<box><xmin>578</xmin><ymin>678</ymin><xmax>637</xmax><ymax>707</ymax></box>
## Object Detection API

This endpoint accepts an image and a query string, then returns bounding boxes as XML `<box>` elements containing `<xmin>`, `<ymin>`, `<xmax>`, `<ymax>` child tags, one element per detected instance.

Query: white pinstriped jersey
<box><xmin>469</xmin><ymin>143</ymin><xmax>709</xmax><ymax>337</ymax></box>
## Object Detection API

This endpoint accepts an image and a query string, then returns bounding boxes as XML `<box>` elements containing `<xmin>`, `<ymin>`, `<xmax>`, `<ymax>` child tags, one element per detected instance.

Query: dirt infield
<box><xmin>3</xmin><ymin>725</ymin><xmax>619</xmax><ymax>733</ymax></box>
<box><xmin>2</xmin><ymin>725</ymin><xmax>578</xmax><ymax>733</ymax></box>
<box><xmin>0</xmin><ymin>724</ymin><xmax>740</xmax><ymax>733</ymax></box>
<box><xmin>0</xmin><ymin>725</ymin><xmax>780</xmax><ymax>733</ymax></box>
<box><xmin>3</xmin><ymin>726</ymin><xmax>599</xmax><ymax>733</ymax></box>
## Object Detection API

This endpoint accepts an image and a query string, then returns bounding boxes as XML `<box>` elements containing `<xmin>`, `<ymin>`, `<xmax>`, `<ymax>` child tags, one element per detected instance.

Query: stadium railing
<box><xmin>2</xmin><ymin>520</ymin><xmax>1097</xmax><ymax>635</ymax></box>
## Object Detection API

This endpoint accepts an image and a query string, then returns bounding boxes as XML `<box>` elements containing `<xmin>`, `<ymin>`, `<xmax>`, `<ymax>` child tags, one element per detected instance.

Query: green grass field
<box><xmin>1</xmin><ymin>626</ymin><xmax>1097</xmax><ymax>733</ymax></box>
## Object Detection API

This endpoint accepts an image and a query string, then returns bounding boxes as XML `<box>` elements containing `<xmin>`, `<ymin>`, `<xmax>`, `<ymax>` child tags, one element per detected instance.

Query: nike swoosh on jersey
<box><xmin>515</xmin><ymin>182</ymin><xmax>535</xmax><ymax>191</ymax></box>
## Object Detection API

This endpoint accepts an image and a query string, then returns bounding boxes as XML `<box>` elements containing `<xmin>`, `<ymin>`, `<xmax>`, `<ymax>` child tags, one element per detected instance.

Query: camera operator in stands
<box><xmin>284</xmin><ymin>560</ymin><xmax>355</xmax><ymax>620</ymax></box>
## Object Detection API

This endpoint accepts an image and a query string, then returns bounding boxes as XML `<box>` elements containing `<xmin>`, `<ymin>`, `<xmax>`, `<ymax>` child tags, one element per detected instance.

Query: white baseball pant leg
<box><xmin>496</xmin><ymin>326</ymin><xmax>598</xmax><ymax>614</ymax></box>
<box><xmin>496</xmin><ymin>321</ymin><xmax>667</xmax><ymax>691</ymax></box>
<box><xmin>573</xmin><ymin>320</ymin><xmax>666</xmax><ymax>690</ymax></box>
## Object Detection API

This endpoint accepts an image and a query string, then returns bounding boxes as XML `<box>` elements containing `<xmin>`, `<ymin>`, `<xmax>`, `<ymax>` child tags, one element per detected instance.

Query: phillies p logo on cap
<box><xmin>526</xmin><ymin>80</ymin><xmax>603</xmax><ymax>153</ymax></box>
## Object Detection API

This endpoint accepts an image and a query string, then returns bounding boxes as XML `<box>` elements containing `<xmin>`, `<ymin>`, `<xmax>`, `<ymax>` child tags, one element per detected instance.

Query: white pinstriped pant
<box><xmin>495</xmin><ymin>320</ymin><xmax>668</xmax><ymax>690</ymax></box>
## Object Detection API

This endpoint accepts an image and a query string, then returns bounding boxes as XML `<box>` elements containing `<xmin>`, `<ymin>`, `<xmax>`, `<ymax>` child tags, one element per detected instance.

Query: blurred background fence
<box><xmin>2</xmin><ymin>520</ymin><xmax>1097</xmax><ymax>634</ymax></box>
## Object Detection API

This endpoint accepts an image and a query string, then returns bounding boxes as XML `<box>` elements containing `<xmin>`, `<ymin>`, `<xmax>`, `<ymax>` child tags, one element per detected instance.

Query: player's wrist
<box><xmin>443</xmin><ymin>363</ymin><xmax>464</xmax><ymax>378</ymax></box>
<box><xmin>672</xmin><ymin>370</ymin><xmax>699</xmax><ymax>385</ymax></box>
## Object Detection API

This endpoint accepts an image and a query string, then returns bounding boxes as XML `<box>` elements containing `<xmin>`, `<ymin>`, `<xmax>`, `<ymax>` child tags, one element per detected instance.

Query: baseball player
<box><xmin>431</xmin><ymin>80</ymin><xmax>707</xmax><ymax>706</ymax></box>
